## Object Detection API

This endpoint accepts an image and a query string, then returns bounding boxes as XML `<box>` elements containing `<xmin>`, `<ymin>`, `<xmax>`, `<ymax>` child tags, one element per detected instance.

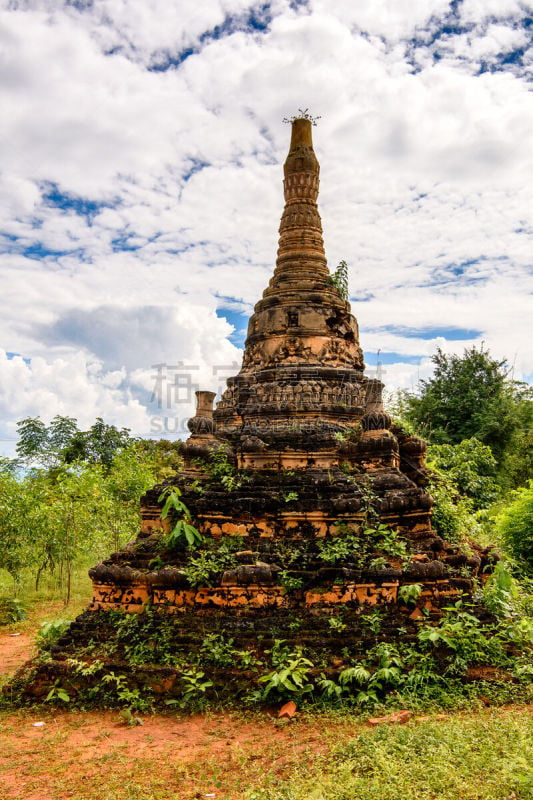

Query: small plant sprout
<box><xmin>279</xmin><ymin>571</ymin><xmax>304</xmax><ymax>593</ymax></box>
<box><xmin>398</xmin><ymin>583</ymin><xmax>423</xmax><ymax>606</ymax></box>
<box><xmin>45</xmin><ymin>681</ymin><xmax>70</xmax><ymax>704</ymax></box>
<box><xmin>328</xmin><ymin>259</ymin><xmax>349</xmax><ymax>300</ymax></box>
<box><xmin>259</xmin><ymin>653</ymin><xmax>314</xmax><ymax>699</ymax></box>
<box><xmin>165</xmin><ymin>669</ymin><xmax>214</xmax><ymax>709</ymax></box>
<box><xmin>282</xmin><ymin>491</ymin><xmax>299</xmax><ymax>503</ymax></box>
<box><xmin>158</xmin><ymin>485</ymin><xmax>203</xmax><ymax>548</ymax></box>
<box><xmin>328</xmin><ymin>615</ymin><xmax>347</xmax><ymax>632</ymax></box>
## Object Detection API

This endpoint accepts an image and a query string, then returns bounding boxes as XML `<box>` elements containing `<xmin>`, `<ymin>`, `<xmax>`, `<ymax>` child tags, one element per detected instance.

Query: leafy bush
<box><xmin>259</xmin><ymin>653</ymin><xmax>314</xmax><ymax>699</ymax></box>
<box><xmin>427</xmin><ymin>469</ymin><xmax>475</xmax><ymax>542</ymax></box>
<box><xmin>184</xmin><ymin>536</ymin><xmax>242</xmax><ymax>587</ymax></box>
<box><xmin>316</xmin><ymin>522</ymin><xmax>407</xmax><ymax>567</ymax></box>
<box><xmin>327</xmin><ymin>259</ymin><xmax>349</xmax><ymax>299</ymax></box>
<box><xmin>0</xmin><ymin>597</ymin><xmax>27</xmax><ymax>624</ymax></box>
<box><xmin>495</xmin><ymin>482</ymin><xmax>533</xmax><ymax>572</ymax></box>
<box><xmin>36</xmin><ymin>619</ymin><xmax>72</xmax><ymax>651</ymax></box>
<box><xmin>428</xmin><ymin>438</ymin><xmax>499</xmax><ymax>510</ymax></box>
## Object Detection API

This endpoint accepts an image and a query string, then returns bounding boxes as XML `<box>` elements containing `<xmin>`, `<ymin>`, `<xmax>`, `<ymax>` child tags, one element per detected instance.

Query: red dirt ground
<box><xmin>1</xmin><ymin>625</ymin><xmax>531</xmax><ymax>800</ymax></box>
<box><xmin>0</xmin><ymin>630</ymin><xmax>35</xmax><ymax>675</ymax></box>
<box><xmin>0</xmin><ymin>626</ymin><xmax>347</xmax><ymax>800</ymax></box>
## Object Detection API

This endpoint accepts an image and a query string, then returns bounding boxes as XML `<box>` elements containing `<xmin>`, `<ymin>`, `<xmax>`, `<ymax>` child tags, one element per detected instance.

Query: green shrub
<box><xmin>428</xmin><ymin>438</ymin><xmax>499</xmax><ymax>510</ymax></box>
<box><xmin>496</xmin><ymin>482</ymin><xmax>533</xmax><ymax>572</ymax></box>
<box><xmin>0</xmin><ymin>597</ymin><xmax>27</xmax><ymax>624</ymax></box>
<box><xmin>36</xmin><ymin>619</ymin><xmax>72</xmax><ymax>651</ymax></box>
<box><xmin>427</xmin><ymin>469</ymin><xmax>474</xmax><ymax>542</ymax></box>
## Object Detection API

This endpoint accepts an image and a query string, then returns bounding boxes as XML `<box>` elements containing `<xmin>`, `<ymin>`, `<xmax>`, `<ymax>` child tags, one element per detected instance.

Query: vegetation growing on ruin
<box><xmin>1</xmin><ymin>344</ymin><xmax>532</xmax><ymax>714</ymax></box>
<box><xmin>327</xmin><ymin>259</ymin><xmax>349</xmax><ymax>300</ymax></box>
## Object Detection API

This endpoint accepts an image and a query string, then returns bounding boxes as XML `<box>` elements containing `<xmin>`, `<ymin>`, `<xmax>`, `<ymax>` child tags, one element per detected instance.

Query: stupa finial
<box><xmin>282</xmin><ymin>108</ymin><xmax>321</xmax><ymax>125</ymax></box>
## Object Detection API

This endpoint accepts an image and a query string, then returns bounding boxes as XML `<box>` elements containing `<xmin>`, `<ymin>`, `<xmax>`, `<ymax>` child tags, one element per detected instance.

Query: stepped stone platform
<box><xmin>10</xmin><ymin>117</ymin><xmax>501</xmax><ymax>705</ymax></box>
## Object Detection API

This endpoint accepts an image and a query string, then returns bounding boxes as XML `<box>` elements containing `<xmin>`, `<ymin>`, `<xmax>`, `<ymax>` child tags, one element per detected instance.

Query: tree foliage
<box><xmin>0</xmin><ymin>416</ymin><xmax>173</xmax><ymax>601</ymax></box>
<box><xmin>401</xmin><ymin>345</ymin><xmax>533</xmax><ymax>486</ymax></box>
<box><xmin>427</xmin><ymin>438</ymin><xmax>499</xmax><ymax>511</ymax></box>
<box><xmin>16</xmin><ymin>415</ymin><xmax>132</xmax><ymax>469</ymax></box>
<box><xmin>425</xmin><ymin>468</ymin><xmax>476</xmax><ymax>543</ymax></box>
<box><xmin>0</xmin><ymin>443</ymin><xmax>157</xmax><ymax>601</ymax></box>
<box><xmin>495</xmin><ymin>482</ymin><xmax>533</xmax><ymax>573</ymax></box>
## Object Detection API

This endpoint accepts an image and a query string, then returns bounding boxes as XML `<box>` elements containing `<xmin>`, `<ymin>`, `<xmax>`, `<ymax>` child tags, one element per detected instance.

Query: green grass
<box><xmin>0</xmin><ymin>563</ymin><xmax>93</xmax><ymax>630</ymax></box>
<box><xmin>0</xmin><ymin>707</ymin><xmax>532</xmax><ymax>800</ymax></box>
<box><xmin>246</xmin><ymin>711</ymin><xmax>533</xmax><ymax>800</ymax></box>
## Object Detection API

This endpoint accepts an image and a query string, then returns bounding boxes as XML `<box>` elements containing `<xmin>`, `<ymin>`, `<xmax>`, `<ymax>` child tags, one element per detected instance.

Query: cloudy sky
<box><xmin>0</xmin><ymin>0</ymin><xmax>532</xmax><ymax>452</ymax></box>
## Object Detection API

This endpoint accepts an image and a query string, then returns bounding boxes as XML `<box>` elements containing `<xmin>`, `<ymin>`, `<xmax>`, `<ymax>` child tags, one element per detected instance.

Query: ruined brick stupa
<box><xmin>20</xmin><ymin>118</ymin><xmax>495</xmax><ymax>702</ymax></box>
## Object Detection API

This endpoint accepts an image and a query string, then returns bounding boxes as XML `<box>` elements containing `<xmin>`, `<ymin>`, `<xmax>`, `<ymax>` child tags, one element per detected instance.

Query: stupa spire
<box><xmin>269</xmin><ymin>117</ymin><xmax>329</xmax><ymax>291</ymax></box>
<box><xmin>234</xmin><ymin>116</ymin><xmax>363</xmax><ymax>379</ymax></box>
<box><xmin>20</xmin><ymin>110</ymin><xmax>500</xmax><ymax>717</ymax></box>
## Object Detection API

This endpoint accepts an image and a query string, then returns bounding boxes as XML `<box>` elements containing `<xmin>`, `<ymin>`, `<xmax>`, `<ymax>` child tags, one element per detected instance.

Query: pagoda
<box><xmin>15</xmin><ymin>117</ymin><xmax>495</xmax><ymax>704</ymax></box>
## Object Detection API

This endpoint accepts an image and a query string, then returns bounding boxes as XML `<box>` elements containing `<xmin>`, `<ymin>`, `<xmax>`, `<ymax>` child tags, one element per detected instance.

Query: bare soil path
<box><xmin>0</xmin><ymin>619</ymin><xmax>351</xmax><ymax>800</ymax></box>
<box><xmin>0</xmin><ymin>630</ymin><xmax>35</xmax><ymax>675</ymax></box>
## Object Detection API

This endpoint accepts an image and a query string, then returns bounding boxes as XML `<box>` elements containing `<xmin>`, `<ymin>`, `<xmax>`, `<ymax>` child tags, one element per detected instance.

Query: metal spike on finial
<box><xmin>283</xmin><ymin>108</ymin><xmax>321</xmax><ymax>126</ymax></box>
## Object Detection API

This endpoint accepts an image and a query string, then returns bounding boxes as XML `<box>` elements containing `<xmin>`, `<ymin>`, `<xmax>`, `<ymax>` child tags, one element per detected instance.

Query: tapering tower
<box><xmin>19</xmin><ymin>117</ymin><xmax>497</xmax><ymax>710</ymax></box>
<box><xmin>212</xmin><ymin>118</ymin><xmax>367</xmax><ymax>458</ymax></box>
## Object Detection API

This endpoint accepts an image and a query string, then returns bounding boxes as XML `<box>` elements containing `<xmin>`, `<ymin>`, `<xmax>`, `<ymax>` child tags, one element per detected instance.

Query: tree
<box><xmin>495</xmin><ymin>482</ymin><xmax>533</xmax><ymax>573</ymax></box>
<box><xmin>61</xmin><ymin>418</ymin><xmax>132</xmax><ymax>469</ymax></box>
<box><xmin>16</xmin><ymin>417</ymin><xmax>52</xmax><ymax>466</ymax></box>
<box><xmin>401</xmin><ymin>346</ymin><xmax>533</xmax><ymax>483</ymax></box>
<box><xmin>16</xmin><ymin>415</ymin><xmax>132</xmax><ymax>470</ymax></box>
<box><xmin>99</xmin><ymin>443</ymin><xmax>157</xmax><ymax>551</ymax></box>
<box><xmin>16</xmin><ymin>415</ymin><xmax>81</xmax><ymax>467</ymax></box>
<box><xmin>427</xmin><ymin>438</ymin><xmax>499</xmax><ymax>510</ymax></box>
<box><xmin>6</xmin><ymin>414</ymin><xmax>160</xmax><ymax>601</ymax></box>
<box><xmin>4</xmin><ymin>446</ymin><xmax>156</xmax><ymax>602</ymax></box>
<box><xmin>5</xmin><ymin>415</ymin><xmax>183</xmax><ymax>601</ymax></box>
<box><xmin>0</xmin><ymin>472</ymin><xmax>34</xmax><ymax>592</ymax></box>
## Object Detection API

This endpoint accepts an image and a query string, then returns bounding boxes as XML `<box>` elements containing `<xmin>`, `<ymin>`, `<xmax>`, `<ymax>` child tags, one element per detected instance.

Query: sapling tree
<box><xmin>158</xmin><ymin>486</ymin><xmax>203</xmax><ymax>548</ymax></box>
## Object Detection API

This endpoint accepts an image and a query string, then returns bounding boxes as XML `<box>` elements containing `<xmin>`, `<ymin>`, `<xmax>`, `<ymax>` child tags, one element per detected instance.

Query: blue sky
<box><xmin>0</xmin><ymin>0</ymin><xmax>532</xmax><ymax>450</ymax></box>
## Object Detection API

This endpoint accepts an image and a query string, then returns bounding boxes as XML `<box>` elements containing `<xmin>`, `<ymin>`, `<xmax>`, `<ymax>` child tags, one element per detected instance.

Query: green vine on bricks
<box><xmin>361</xmin><ymin>609</ymin><xmax>383</xmax><ymax>634</ymax></box>
<box><xmin>158</xmin><ymin>485</ymin><xmax>203</xmax><ymax>549</ymax></box>
<box><xmin>200</xmin><ymin>633</ymin><xmax>237</xmax><ymax>666</ymax></box>
<box><xmin>165</xmin><ymin>669</ymin><xmax>213</xmax><ymax>710</ymax></box>
<box><xmin>106</xmin><ymin>608</ymin><xmax>180</xmax><ymax>667</ymax></box>
<box><xmin>328</xmin><ymin>614</ymin><xmax>347</xmax><ymax>632</ymax></box>
<box><xmin>334</xmin><ymin>426</ymin><xmax>361</xmax><ymax>443</ymax></box>
<box><xmin>282</xmin><ymin>491</ymin><xmax>299</xmax><ymax>503</ymax></box>
<box><xmin>358</xmin><ymin>477</ymin><xmax>380</xmax><ymax>526</ymax></box>
<box><xmin>417</xmin><ymin>602</ymin><xmax>512</xmax><ymax>673</ymax></box>
<box><xmin>279</xmin><ymin>570</ymin><xmax>304</xmax><ymax>593</ymax></box>
<box><xmin>316</xmin><ymin>524</ymin><xmax>358</xmax><ymax>564</ymax></box>
<box><xmin>100</xmin><ymin>672</ymin><xmax>154</xmax><ymax>712</ymax></box>
<box><xmin>316</xmin><ymin>520</ymin><xmax>408</xmax><ymax>568</ymax></box>
<box><xmin>184</xmin><ymin>551</ymin><xmax>233</xmax><ymax>588</ymax></box>
<box><xmin>184</xmin><ymin>535</ymin><xmax>244</xmax><ymax>587</ymax></box>
<box><xmin>363</xmin><ymin>523</ymin><xmax>409</xmax><ymax>562</ymax></box>
<box><xmin>327</xmin><ymin>259</ymin><xmax>349</xmax><ymax>300</ymax></box>
<box><xmin>197</xmin><ymin>450</ymin><xmax>250</xmax><ymax>492</ymax></box>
